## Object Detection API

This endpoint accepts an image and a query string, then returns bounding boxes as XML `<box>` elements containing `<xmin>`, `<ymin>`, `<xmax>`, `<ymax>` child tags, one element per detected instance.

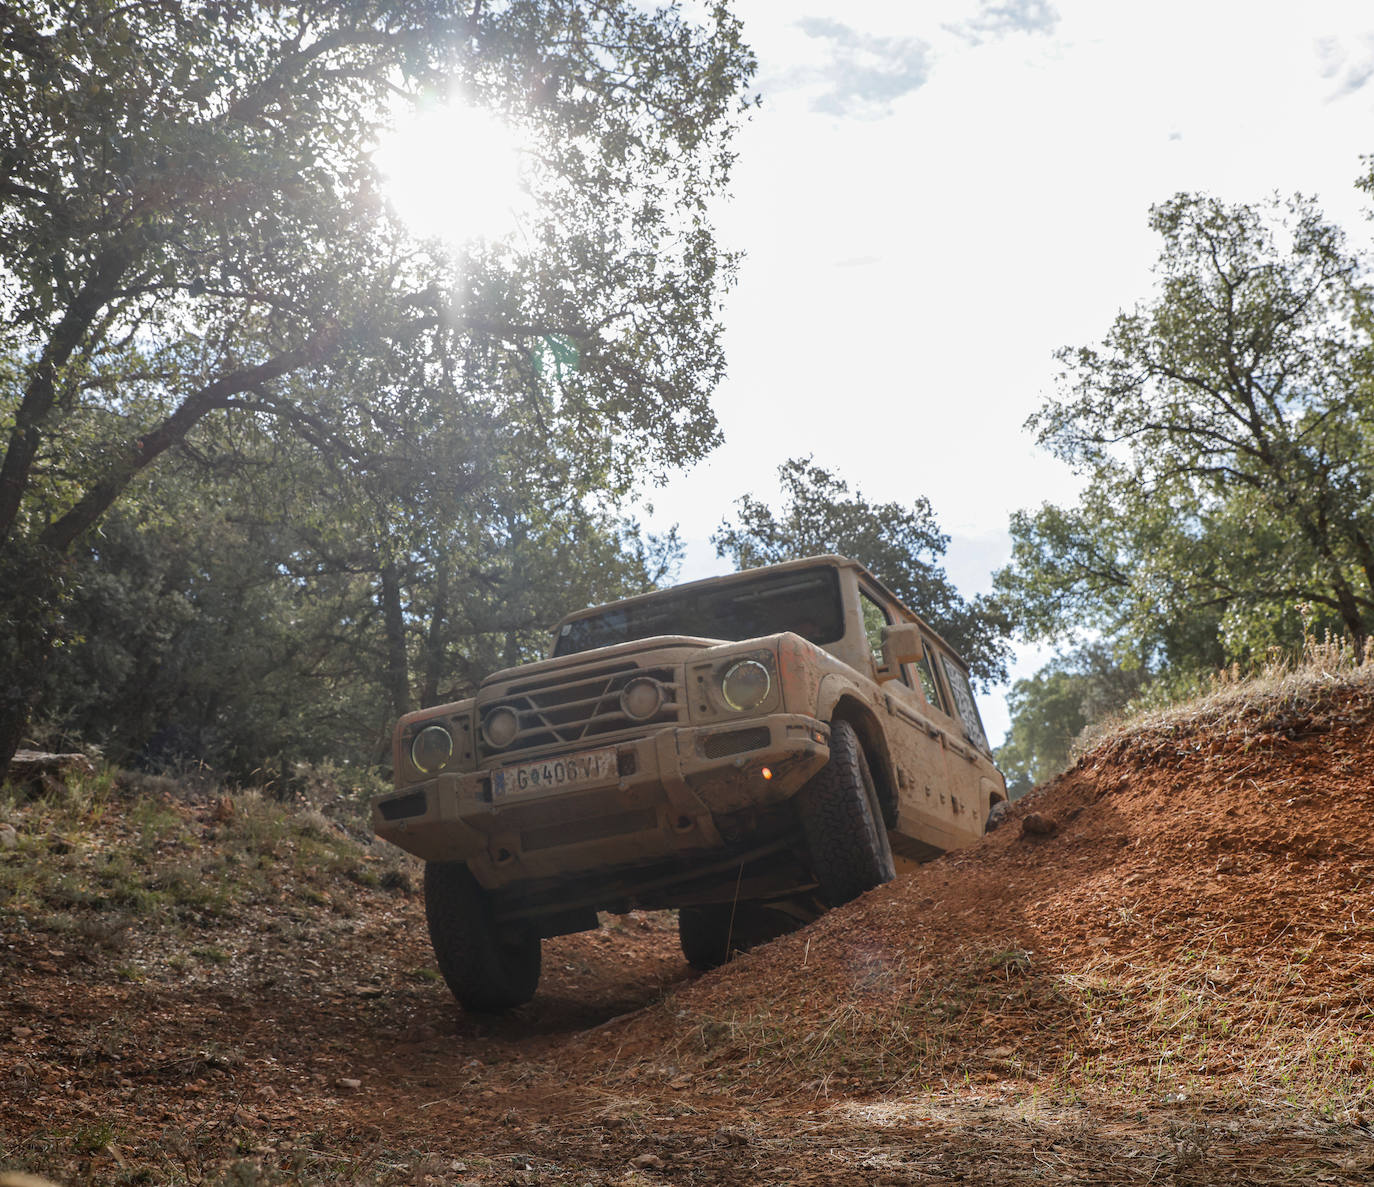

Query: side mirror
<box><xmin>878</xmin><ymin>622</ymin><xmax>923</xmax><ymax>682</ymax></box>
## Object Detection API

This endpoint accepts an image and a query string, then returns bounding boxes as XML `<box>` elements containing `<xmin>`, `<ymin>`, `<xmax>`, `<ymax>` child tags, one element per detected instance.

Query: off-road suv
<box><xmin>373</xmin><ymin>555</ymin><xmax>1007</xmax><ymax>1010</ymax></box>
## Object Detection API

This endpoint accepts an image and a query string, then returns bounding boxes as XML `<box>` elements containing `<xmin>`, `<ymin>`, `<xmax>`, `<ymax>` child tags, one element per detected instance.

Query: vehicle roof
<box><xmin>554</xmin><ymin>553</ymin><xmax>958</xmax><ymax>662</ymax></box>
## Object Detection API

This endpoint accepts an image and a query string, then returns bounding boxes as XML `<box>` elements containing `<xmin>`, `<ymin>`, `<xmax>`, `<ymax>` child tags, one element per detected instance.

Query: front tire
<box><xmin>797</xmin><ymin>719</ymin><xmax>896</xmax><ymax>907</ymax></box>
<box><xmin>424</xmin><ymin>861</ymin><xmax>541</xmax><ymax>1011</ymax></box>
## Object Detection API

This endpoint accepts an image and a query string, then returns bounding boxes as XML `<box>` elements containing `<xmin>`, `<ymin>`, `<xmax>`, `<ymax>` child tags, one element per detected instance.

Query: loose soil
<box><xmin>3</xmin><ymin>674</ymin><xmax>1374</xmax><ymax>1184</ymax></box>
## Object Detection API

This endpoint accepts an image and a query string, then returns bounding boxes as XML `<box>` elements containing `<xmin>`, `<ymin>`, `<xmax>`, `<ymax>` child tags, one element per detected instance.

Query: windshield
<box><xmin>554</xmin><ymin>566</ymin><xmax>845</xmax><ymax>657</ymax></box>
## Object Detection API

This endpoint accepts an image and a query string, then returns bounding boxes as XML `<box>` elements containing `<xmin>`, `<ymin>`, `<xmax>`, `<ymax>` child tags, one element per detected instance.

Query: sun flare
<box><xmin>375</xmin><ymin>100</ymin><xmax>527</xmax><ymax>244</ymax></box>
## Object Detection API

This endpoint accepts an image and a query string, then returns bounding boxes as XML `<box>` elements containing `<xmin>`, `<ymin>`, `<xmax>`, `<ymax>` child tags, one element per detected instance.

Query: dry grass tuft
<box><xmin>1074</xmin><ymin>636</ymin><xmax>1374</xmax><ymax>764</ymax></box>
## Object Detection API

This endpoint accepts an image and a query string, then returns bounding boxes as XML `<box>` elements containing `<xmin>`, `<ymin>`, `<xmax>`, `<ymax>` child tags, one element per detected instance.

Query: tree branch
<box><xmin>38</xmin><ymin>328</ymin><xmax>340</xmax><ymax>553</ymax></box>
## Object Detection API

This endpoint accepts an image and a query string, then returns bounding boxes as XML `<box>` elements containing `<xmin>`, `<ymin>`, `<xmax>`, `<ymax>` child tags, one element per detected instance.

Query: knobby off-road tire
<box><xmin>985</xmin><ymin>800</ymin><xmax>1011</xmax><ymax>833</ymax></box>
<box><xmin>678</xmin><ymin>904</ymin><xmax>735</xmax><ymax>971</ymax></box>
<box><xmin>797</xmin><ymin>719</ymin><xmax>896</xmax><ymax>908</ymax></box>
<box><xmin>678</xmin><ymin>902</ymin><xmax>801</xmax><ymax>971</ymax></box>
<box><xmin>424</xmin><ymin>861</ymin><xmax>541</xmax><ymax>1011</ymax></box>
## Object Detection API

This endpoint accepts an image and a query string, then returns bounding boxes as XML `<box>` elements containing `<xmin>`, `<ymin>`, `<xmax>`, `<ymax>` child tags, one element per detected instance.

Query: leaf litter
<box><xmin>3</xmin><ymin>668</ymin><xmax>1374</xmax><ymax>1182</ymax></box>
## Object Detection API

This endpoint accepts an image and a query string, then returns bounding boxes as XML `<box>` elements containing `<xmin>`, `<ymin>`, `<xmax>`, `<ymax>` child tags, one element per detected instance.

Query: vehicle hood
<box><xmin>479</xmin><ymin>635</ymin><xmax>728</xmax><ymax>689</ymax></box>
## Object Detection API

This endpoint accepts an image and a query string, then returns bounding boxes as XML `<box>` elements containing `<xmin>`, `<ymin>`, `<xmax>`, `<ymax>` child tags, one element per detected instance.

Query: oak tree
<box><xmin>0</xmin><ymin>1</ymin><xmax>755</xmax><ymax>771</ymax></box>
<box><xmin>995</xmin><ymin>193</ymin><xmax>1374</xmax><ymax>670</ymax></box>
<box><xmin>713</xmin><ymin>457</ymin><xmax>1011</xmax><ymax>685</ymax></box>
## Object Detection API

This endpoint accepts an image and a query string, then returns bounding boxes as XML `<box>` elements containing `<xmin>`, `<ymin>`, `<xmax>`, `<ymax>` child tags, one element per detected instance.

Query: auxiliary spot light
<box><xmin>620</xmin><ymin>676</ymin><xmax>663</xmax><ymax>721</ymax></box>
<box><xmin>482</xmin><ymin>706</ymin><xmax>520</xmax><ymax>749</ymax></box>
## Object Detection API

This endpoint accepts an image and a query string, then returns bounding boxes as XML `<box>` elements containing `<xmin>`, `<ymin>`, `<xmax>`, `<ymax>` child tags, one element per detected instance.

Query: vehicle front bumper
<box><xmin>372</xmin><ymin>714</ymin><xmax>830</xmax><ymax>887</ymax></box>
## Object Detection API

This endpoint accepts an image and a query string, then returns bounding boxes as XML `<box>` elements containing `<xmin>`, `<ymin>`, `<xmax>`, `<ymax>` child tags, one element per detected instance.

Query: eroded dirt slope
<box><xmin>3</xmin><ymin>675</ymin><xmax>1374</xmax><ymax>1184</ymax></box>
<box><xmin>576</xmin><ymin>678</ymin><xmax>1374</xmax><ymax>1106</ymax></box>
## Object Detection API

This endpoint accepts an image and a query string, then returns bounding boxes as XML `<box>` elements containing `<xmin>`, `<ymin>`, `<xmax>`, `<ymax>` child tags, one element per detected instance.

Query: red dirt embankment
<box><xmin>568</xmin><ymin>676</ymin><xmax>1374</xmax><ymax>1109</ymax></box>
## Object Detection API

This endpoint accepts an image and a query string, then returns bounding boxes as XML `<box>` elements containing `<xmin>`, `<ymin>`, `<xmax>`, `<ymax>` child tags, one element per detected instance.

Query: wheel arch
<box><xmin>981</xmin><ymin>775</ymin><xmax>1008</xmax><ymax>832</ymax></box>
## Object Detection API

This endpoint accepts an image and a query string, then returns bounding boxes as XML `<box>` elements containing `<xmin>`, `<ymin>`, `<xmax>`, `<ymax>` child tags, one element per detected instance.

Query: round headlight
<box><xmin>411</xmin><ymin>724</ymin><xmax>453</xmax><ymax>774</ymax></box>
<box><xmin>621</xmin><ymin>677</ymin><xmax>663</xmax><ymax>721</ymax></box>
<box><xmin>481</xmin><ymin>705</ymin><xmax>520</xmax><ymax>750</ymax></box>
<box><xmin>721</xmin><ymin>659</ymin><xmax>771</xmax><ymax>711</ymax></box>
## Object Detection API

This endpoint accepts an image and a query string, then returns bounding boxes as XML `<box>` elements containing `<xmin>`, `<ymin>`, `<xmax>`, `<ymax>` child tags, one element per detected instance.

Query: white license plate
<box><xmin>490</xmin><ymin>747</ymin><xmax>619</xmax><ymax>799</ymax></box>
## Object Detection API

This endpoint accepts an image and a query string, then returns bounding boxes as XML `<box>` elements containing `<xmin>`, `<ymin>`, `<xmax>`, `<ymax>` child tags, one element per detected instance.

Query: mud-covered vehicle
<box><xmin>373</xmin><ymin>556</ymin><xmax>1007</xmax><ymax>1010</ymax></box>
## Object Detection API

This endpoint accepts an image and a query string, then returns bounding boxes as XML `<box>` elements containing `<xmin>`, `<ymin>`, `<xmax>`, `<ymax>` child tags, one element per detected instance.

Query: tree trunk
<box><xmin>379</xmin><ymin>559</ymin><xmax>411</xmax><ymax>721</ymax></box>
<box><xmin>0</xmin><ymin>691</ymin><xmax>36</xmax><ymax>781</ymax></box>
<box><xmin>421</xmin><ymin>562</ymin><xmax>449</xmax><ymax>708</ymax></box>
<box><xmin>0</xmin><ymin>618</ymin><xmax>58</xmax><ymax>780</ymax></box>
<box><xmin>0</xmin><ymin>550</ymin><xmax>65</xmax><ymax>779</ymax></box>
<box><xmin>1344</xmin><ymin>524</ymin><xmax>1374</xmax><ymax>660</ymax></box>
<box><xmin>0</xmin><ymin>239</ymin><xmax>140</xmax><ymax>547</ymax></box>
<box><xmin>0</xmin><ymin>332</ymin><xmax>341</xmax><ymax>778</ymax></box>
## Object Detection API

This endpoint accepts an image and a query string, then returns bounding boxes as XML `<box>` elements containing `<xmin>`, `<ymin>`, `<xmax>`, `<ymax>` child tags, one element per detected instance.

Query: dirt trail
<box><xmin>4</xmin><ymin>677</ymin><xmax>1374</xmax><ymax>1183</ymax></box>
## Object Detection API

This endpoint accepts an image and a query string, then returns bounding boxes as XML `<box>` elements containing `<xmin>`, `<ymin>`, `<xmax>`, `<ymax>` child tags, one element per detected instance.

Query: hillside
<box><xmin>578</xmin><ymin>664</ymin><xmax>1374</xmax><ymax>1107</ymax></box>
<box><xmin>3</xmin><ymin>667</ymin><xmax>1374</xmax><ymax>1184</ymax></box>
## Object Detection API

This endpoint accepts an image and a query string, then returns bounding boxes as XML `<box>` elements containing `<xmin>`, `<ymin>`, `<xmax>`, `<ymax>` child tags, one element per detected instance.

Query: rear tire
<box><xmin>424</xmin><ymin>861</ymin><xmax>541</xmax><ymax>1011</ymax></box>
<box><xmin>678</xmin><ymin>904</ymin><xmax>734</xmax><ymax>971</ymax></box>
<box><xmin>797</xmin><ymin>719</ymin><xmax>896</xmax><ymax>907</ymax></box>
<box><xmin>678</xmin><ymin>902</ymin><xmax>802</xmax><ymax>971</ymax></box>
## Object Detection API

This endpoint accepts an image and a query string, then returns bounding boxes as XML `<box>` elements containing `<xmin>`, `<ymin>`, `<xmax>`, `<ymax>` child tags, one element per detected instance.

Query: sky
<box><xmin>376</xmin><ymin>0</ymin><xmax>1374</xmax><ymax>745</ymax></box>
<box><xmin>632</xmin><ymin>0</ymin><xmax>1374</xmax><ymax>744</ymax></box>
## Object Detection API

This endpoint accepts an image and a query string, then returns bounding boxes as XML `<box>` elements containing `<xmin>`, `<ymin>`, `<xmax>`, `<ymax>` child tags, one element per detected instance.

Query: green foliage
<box><xmin>995</xmin><ymin>644</ymin><xmax>1148</xmax><ymax>796</ymax></box>
<box><xmin>28</xmin><ymin>411</ymin><xmax>684</xmax><ymax>774</ymax></box>
<box><xmin>0</xmin><ymin>1</ymin><xmax>756</xmax><ymax>770</ymax></box>
<box><xmin>995</xmin><ymin>192</ymin><xmax>1374</xmax><ymax>671</ymax></box>
<box><xmin>712</xmin><ymin>457</ymin><xmax>1011</xmax><ymax>685</ymax></box>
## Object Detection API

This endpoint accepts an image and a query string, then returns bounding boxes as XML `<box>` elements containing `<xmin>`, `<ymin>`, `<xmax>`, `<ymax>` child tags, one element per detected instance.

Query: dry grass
<box><xmin>645</xmin><ymin>930</ymin><xmax>1374</xmax><ymax>1116</ymax></box>
<box><xmin>637</xmin><ymin>938</ymin><xmax>1078</xmax><ymax>1101</ymax></box>
<box><xmin>1075</xmin><ymin>636</ymin><xmax>1374</xmax><ymax>762</ymax></box>
<box><xmin>0</xmin><ymin>762</ymin><xmax>414</xmax><ymax>945</ymax></box>
<box><xmin>1056</xmin><ymin>946</ymin><xmax>1374</xmax><ymax>1117</ymax></box>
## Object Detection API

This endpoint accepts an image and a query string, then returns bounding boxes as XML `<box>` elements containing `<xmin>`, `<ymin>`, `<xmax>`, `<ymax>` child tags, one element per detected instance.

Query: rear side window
<box><xmin>939</xmin><ymin>654</ymin><xmax>990</xmax><ymax>752</ymax></box>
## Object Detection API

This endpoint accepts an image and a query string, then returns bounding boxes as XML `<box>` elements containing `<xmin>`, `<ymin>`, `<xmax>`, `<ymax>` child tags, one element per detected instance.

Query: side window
<box><xmin>912</xmin><ymin>641</ymin><xmax>945</xmax><ymax>713</ymax></box>
<box><xmin>862</xmin><ymin>588</ymin><xmax>921</xmax><ymax>693</ymax></box>
<box><xmin>939</xmin><ymin>653</ymin><xmax>990</xmax><ymax>752</ymax></box>
<box><xmin>859</xmin><ymin>590</ymin><xmax>889</xmax><ymax>668</ymax></box>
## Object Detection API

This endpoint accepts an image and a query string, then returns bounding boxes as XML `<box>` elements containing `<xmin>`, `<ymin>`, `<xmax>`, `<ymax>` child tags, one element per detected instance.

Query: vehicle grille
<box><xmin>479</xmin><ymin>662</ymin><xmax>682</xmax><ymax>760</ymax></box>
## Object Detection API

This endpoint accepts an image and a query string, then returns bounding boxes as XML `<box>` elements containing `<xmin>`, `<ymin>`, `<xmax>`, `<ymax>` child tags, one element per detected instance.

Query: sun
<box><xmin>374</xmin><ymin>100</ymin><xmax>527</xmax><ymax>244</ymax></box>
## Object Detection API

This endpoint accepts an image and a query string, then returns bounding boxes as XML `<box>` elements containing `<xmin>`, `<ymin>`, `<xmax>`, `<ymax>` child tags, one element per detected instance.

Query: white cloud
<box><xmin>1317</xmin><ymin>32</ymin><xmax>1374</xmax><ymax>99</ymax></box>
<box><xmin>778</xmin><ymin>2</ymin><xmax>1062</xmax><ymax>118</ymax></box>
<box><xmin>949</xmin><ymin>0</ymin><xmax>1060</xmax><ymax>45</ymax></box>
<box><xmin>786</xmin><ymin>18</ymin><xmax>935</xmax><ymax>117</ymax></box>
